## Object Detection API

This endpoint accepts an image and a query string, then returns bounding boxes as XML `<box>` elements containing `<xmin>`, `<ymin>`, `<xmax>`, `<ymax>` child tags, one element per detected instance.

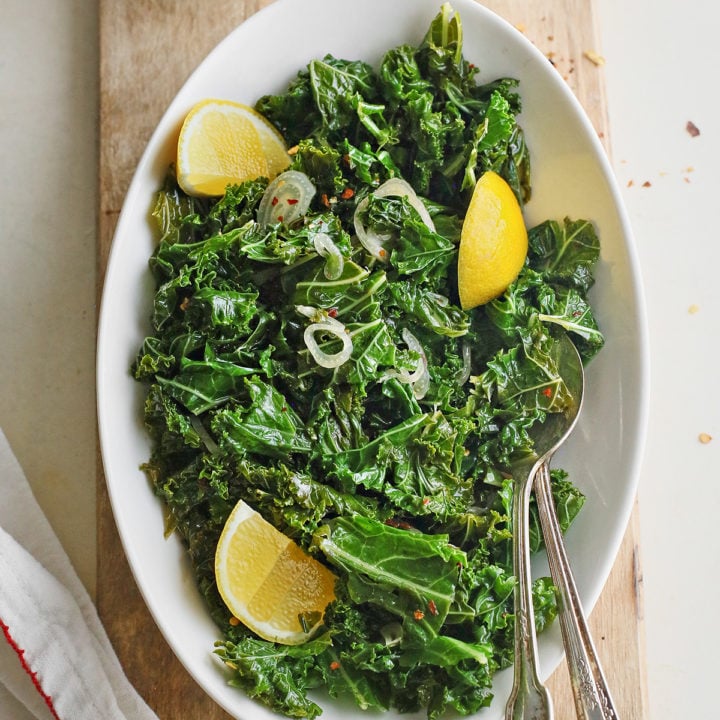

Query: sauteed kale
<box><xmin>133</xmin><ymin>5</ymin><xmax>603</xmax><ymax>718</ymax></box>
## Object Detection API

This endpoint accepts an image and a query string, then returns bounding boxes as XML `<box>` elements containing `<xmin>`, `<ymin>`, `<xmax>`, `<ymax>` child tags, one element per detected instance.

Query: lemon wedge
<box><xmin>215</xmin><ymin>500</ymin><xmax>336</xmax><ymax>645</ymax></box>
<box><xmin>176</xmin><ymin>99</ymin><xmax>290</xmax><ymax>197</ymax></box>
<box><xmin>457</xmin><ymin>171</ymin><xmax>528</xmax><ymax>309</ymax></box>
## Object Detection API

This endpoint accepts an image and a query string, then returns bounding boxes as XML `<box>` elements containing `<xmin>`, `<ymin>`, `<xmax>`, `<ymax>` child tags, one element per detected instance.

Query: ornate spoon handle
<box><xmin>505</xmin><ymin>465</ymin><xmax>553</xmax><ymax>720</ymax></box>
<box><xmin>534</xmin><ymin>461</ymin><xmax>619</xmax><ymax>720</ymax></box>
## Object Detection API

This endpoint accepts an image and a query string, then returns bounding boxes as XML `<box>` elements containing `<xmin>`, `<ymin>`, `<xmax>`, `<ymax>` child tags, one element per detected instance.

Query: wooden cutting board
<box><xmin>98</xmin><ymin>2</ymin><xmax>648</xmax><ymax>717</ymax></box>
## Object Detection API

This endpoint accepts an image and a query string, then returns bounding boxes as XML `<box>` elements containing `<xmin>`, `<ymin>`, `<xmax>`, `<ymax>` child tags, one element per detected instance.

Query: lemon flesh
<box><xmin>457</xmin><ymin>171</ymin><xmax>528</xmax><ymax>309</ymax></box>
<box><xmin>176</xmin><ymin>99</ymin><xmax>290</xmax><ymax>197</ymax></box>
<box><xmin>215</xmin><ymin>500</ymin><xmax>336</xmax><ymax>645</ymax></box>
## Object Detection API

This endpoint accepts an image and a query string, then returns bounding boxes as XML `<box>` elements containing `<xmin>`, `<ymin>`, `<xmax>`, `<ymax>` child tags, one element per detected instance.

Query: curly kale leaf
<box><xmin>214</xmin><ymin>635</ymin><xmax>330</xmax><ymax>720</ymax></box>
<box><xmin>212</xmin><ymin>376</ymin><xmax>312</xmax><ymax>461</ymax></box>
<box><xmin>486</xmin><ymin>217</ymin><xmax>605</xmax><ymax>360</ymax></box>
<box><xmin>528</xmin><ymin>217</ymin><xmax>601</xmax><ymax>293</ymax></box>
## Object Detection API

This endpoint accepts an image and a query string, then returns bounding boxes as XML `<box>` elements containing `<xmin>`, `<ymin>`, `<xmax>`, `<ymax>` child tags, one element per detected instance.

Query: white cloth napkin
<box><xmin>0</xmin><ymin>429</ymin><xmax>159</xmax><ymax>720</ymax></box>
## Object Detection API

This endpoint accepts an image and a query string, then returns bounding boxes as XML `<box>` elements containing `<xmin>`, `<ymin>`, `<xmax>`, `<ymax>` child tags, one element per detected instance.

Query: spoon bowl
<box><xmin>528</xmin><ymin>335</ymin><xmax>585</xmax><ymax>455</ymax></box>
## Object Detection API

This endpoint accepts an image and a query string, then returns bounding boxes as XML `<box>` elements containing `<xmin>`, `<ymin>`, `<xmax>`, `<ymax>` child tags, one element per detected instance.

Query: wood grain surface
<box><xmin>98</xmin><ymin>2</ymin><xmax>648</xmax><ymax>718</ymax></box>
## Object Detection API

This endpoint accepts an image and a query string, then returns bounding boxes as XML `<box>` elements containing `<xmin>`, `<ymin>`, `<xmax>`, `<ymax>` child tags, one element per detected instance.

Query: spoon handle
<box><xmin>534</xmin><ymin>461</ymin><xmax>619</xmax><ymax>720</ymax></box>
<box><xmin>505</xmin><ymin>469</ymin><xmax>553</xmax><ymax>720</ymax></box>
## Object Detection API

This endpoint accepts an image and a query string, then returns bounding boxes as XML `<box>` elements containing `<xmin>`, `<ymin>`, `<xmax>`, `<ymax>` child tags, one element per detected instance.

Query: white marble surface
<box><xmin>1</xmin><ymin>1</ymin><xmax>718</xmax><ymax>719</ymax></box>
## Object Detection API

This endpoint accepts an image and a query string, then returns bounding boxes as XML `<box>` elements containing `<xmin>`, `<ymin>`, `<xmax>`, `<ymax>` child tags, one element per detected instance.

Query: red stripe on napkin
<box><xmin>0</xmin><ymin>617</ymin><xmax>61</xmax><ymax>720</ymax></box>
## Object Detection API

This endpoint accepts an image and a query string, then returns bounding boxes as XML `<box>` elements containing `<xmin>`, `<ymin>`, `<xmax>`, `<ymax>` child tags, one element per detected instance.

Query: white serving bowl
<box><xmin>97</xmin><ymin>1</ymin><xmax>649</xmax><ymax>717</ymax></box>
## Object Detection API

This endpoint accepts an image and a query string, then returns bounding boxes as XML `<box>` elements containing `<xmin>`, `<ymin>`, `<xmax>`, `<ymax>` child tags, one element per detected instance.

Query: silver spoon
<box><xmin>533</xmin><ymin>337</ymin><xmax>620</xmax><ymax>720</ymax></box>
<box><xmin>505</xmin><ymin>448</ymin><xmax>554</xmax><ymax>720</ymax></box>
<box><xmin>505</xmin><ymin>335</ymin><xmax>581</xmax><ymax>720</ymax></box>
<box><xmin>506</xmin><ymin>333</ymin><xmax>613</xmax><ymax>720</ymax></box>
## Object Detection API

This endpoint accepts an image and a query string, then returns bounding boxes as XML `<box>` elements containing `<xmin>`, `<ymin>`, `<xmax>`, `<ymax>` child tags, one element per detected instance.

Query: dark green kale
<box><xmin>133</xmin><ymin>5</ymin><xmax>601</xmax><ymax>719</ymax></box>
<box><xmin>256</xmin><ymin>4</ymin><xmax>529</xmax><ymax>210</ymax></box>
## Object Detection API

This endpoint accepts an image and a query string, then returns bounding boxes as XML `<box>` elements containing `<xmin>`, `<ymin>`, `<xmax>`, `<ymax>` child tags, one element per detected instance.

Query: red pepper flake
<box><xmin>287</xmin><ymin>198</ymin><xmax>299</xmax><ymax>205</ymax></box>
<box><xmin>281</xmin><ymin>406</ymin><xmax>287</xmax><ymax>412</ymax></box>
<box><xmin>686</xmin><ymin>120</ymin><xmax>701</xmax><ymax>137</ymax></box>
<box><xmin>385</xmin><ymin>518</ymin><xmax>413</xmax><ymax>530</ymax></box>
<box><xmin>321</xmin><ymin>193</ymin><xmax>330</xmax><ymax>208</ymax></box>
<box><xmin>413</xmin><ymin>609</ymin><xmax>425</xmax><ymax>621</ymax></box>
<box><xmin>428</xmin><ymin>600</ymin><xmax>439</xmax><ymax>616</ymax></box>
<box><xmin>277</xmin><ymin>215</ymin><xmax>284</xmax><ymax>222</ymax></box>
<box><xmin>329</xmin><ymin>660</ymin><xmax>341</xmax><ymax>671</ymax></box>
<box><xmin>271</xmin><ymin>196</ymin><xmax>279</xmax><ymax>206</ymax></box>
<box><xmin>378</xmin><ymin>248</ymin><xmax>388</xmax><ymax>259</ymax></box>
<box><xmin>422</xmin><ymin>497</ymin><xmax>430</xmax><ymax>506</ymax></box>
<box><xmin>542</xmin><ymin>387</ymin><xmax>553</xmax><ymax>398</ymax></box>
<box><xmin>327</xmin><ymin>308</ymin><xmax>338</xmax><ymax>318</ymax></box>
<box><xmin>642</xmin><ymin>181</ymin><xmax>652</xmax><ymax>188</ymax></box>
<box><xmin>341</xmin><ymin>187</ymin><xmax>355</xmax><ymax>200</ymax></box>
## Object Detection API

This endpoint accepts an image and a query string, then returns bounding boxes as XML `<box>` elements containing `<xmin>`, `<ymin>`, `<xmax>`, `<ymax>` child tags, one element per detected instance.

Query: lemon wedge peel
<box><xmin>457</xmin><ymin>170</ymin><xmax>528</xmax><ymax>310</ymax></box>
<box><xmin>215</xmin><ymin>500</ymin><xmax>336</xmax><ymax>645</ymax></box>
<box><xmin>176</xmin><ymin>99</ymin><xmax>291</xmax><ymax>197</ymax></box>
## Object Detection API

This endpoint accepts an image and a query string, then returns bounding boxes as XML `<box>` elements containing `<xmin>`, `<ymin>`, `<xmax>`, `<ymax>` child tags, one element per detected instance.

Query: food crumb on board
<box><xmin>583</xmin><ymin>50</ymin><xmax>606</xmax><ymax>66</ymax></box>
<box><xmin>688</xmin><ymin>303</ymin><xmax>700</xmax><ymax>314</ymax></box>
<box><xmin>686</xmin><ymin>120</ymin><xmax>701</xmax><ymax>137</ymax></box>
<box><xmin>698</xmin><ymin>433</ymin><xmax>713</xmax><ymax>444</ymax></box>
<box><xmin>624</xmin><ymin>165</ymin><xmax>697</xmax><ymax>189</ymax></box>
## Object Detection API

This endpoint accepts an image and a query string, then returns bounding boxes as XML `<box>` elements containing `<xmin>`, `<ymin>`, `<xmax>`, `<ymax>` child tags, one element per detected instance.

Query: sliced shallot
<box><xmin>455</xmin><ymin>341</ymin><xmax>472</xmax><ymax>386</ymax></box>
<box><xmin>297</xmin><ymin>305</ymin><xmax>353</xmax><ymax>369</ymax></box>
<box><xmin>383</xmin><ymin>327</ymin><xmax>430</xmax><ymax>399</ymax></box>
<box><xmin>258</xmin><ymin>170</ymin><xmax>316</xmax><ymax>227</ymax></box>
<box><xmin>313</xmin><ymin>232</ymin><xmax>344</xmax><ymax>280</ymax></box>
<box><xmin>352</xmin><ymin>177</ymin><xmax>436</xmax><ymax>262</ymax></box>
<box><xmin>373</xmin><ymin>177</ymin><xmax>436</xmax><ymax>232</ymax></box>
